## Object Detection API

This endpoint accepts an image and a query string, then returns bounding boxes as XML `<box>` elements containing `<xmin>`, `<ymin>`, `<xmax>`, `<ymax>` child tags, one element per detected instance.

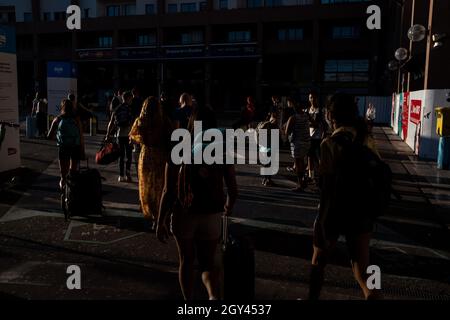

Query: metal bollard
<box><xmin>90</xmin><ymin>117</ymin><xmax>97</xmax><ymax>136</ymax></box>
<box><xmin>437</xmin><ymin>136</ymin><xmax>450</xmax><ymax>170</ymax></box>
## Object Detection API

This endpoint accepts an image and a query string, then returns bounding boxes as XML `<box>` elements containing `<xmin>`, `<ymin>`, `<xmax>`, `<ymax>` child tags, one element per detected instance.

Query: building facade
<box><xmin>1</xmin><ymin>0</ymin><xmax>398</xmax><ymax>112</ymax></box>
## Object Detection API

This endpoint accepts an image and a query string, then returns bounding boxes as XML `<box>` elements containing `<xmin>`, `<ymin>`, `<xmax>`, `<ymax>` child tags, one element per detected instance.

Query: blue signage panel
<box><xmin>47</xmin><ymin>62</ymin><xmax>77</xmax><ymax>79</ymax></box>
<box><xmin>0</xmin><ymin>25</ymin><xmax>16</xmax><ymax>54</ymax></box>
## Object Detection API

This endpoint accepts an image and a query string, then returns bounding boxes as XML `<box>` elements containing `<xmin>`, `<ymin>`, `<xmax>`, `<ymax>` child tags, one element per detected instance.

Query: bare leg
<box><xmin>59</xmin><ymin>159</ymin><xmax>70</xmax><ymax>191</ymax></box>
<box><xmin>197</xmin><ymin>239</ymin><xmax>220</xmax><ymax>300</ymax></box>
<box><xmin>175</xmin><ymin>238</ymin><xmax>196</xmax><ymax>300</ymax></box>
<box><xmin>293</xmin><ymin>158</ymin><xmax>307</xmax><ymax>190</ymax></box>
<box><xmin>347</xmin><ymin>233</ymin><xmax>382</xmax><ymax>300</ymax></box>
<box><xmin>309</xmin><ymin>238</ymin><xmax>337</xmax><ymax>300</ymax></box>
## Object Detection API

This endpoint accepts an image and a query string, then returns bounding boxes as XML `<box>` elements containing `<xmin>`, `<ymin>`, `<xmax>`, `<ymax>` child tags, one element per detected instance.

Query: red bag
<box><xmin>96</xmin><ymin>141</ymin><xmax>120</xmax><ymax>165</ymax></box>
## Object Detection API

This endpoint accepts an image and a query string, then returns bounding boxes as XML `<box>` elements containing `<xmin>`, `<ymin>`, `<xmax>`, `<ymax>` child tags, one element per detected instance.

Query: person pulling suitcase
<box><xmin>47</xmin><ymin>99</ymin><xmax>85</xmax><ymax>192</ymax></box>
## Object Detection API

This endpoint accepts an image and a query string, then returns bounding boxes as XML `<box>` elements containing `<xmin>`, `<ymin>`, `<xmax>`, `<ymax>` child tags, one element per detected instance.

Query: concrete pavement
<box><xmin>0</xmin><ymin>126</ymin><xmax>449</xmax><ymax>300</ymax></box>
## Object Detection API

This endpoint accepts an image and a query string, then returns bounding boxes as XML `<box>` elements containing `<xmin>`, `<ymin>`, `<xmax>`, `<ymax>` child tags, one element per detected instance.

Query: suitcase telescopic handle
<box><xmin>222</xmin><ymin>214</ymin><xmax>228</xmax><ymax>250</ymax></box>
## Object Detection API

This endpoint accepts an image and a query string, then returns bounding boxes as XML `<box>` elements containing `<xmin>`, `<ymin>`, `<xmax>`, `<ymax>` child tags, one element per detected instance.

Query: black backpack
<box><xmin>114</xmin><ymin>103</ymin><xmax>132</xmax><ymax>128</ymax></box>
<box><xmin>177</xmin><ymin>163</ymin><xmax>225</xmax><ymax>215</ymax></box>
<box><xmin>332</xmin><ymin>132</ymin><xmax>392</xmax><ymax>219</ymax></box>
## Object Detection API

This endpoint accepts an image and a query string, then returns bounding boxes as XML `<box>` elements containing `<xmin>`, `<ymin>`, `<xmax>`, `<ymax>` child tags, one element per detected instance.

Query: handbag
<box><xmin>95</xmin><ymin>140</ymin><xmax>120</xmax><ymax>165</ymax></box>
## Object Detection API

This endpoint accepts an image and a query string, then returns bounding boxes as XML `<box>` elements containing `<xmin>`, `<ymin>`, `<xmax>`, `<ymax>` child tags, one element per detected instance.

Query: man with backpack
<box><xmin>309</xmin><ymin>93</ymin><xmax>391</xmax><ymax>301</ymax></box>
<box><xmin>109</xmin><ymin>89</ymin><xmax>124</xmax><ymax>120</ymax></box>
<box><xmin>106</xmin><ymin>91</ymin><xmax>134</xmax><ymax>183</ymax></box>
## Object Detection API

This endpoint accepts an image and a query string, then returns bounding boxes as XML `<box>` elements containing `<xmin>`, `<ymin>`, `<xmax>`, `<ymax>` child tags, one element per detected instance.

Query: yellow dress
<box><xmin>129</xmin><ymin>117</ymin><xmax>171</xmax><ymax>221</ymax></box>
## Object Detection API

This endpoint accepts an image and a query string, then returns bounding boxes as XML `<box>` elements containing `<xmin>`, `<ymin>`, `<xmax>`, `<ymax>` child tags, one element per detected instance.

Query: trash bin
<box><xmin>436</xmin><ymin>107</ymin><xmax>450</xmax><ymax>137</ymax></box>
<box><xmin>26</xmin><ymin>116</ymin><xmax>36</xmax><ymax>138</ymax></box>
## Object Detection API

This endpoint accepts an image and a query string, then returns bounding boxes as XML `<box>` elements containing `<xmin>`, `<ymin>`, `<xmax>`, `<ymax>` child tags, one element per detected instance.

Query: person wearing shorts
<box><xmin>309</xmin><ymin>93</ymin><xmax>380</xmax><ymax>301</ymax></box>
<box><xmin>48</xmin><ymin>99</ymin><xmax>85</xmax><ymax>191</ymax></box>
<box><xmin>157</xmin><ymin>106</ymin><xmax>238</xmax><ymax>301</ymax></box>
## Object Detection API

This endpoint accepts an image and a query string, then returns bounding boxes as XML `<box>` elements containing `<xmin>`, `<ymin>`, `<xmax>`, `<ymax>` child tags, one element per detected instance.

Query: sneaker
<box><xmin>118</xmin><ymin>176</ymin><xmax>126</xmax><ymax>182</ymax></box>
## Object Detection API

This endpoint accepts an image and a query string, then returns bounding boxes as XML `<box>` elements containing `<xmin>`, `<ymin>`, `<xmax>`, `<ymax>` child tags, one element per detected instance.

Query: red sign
<box><xmin>402</xmin><ymin>92</ymin><xmax>410</xmax><ymax>140</ymax></box>
<box><xmin>410</xmin><ymin>99</ymin><xmax>422</xmax><ymax>125</ymax></box>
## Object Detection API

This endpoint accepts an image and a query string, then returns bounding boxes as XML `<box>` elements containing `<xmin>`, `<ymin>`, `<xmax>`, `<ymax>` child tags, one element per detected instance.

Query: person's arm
<box><xmin>31</xmin><ymin>102</ymin><xmax>36</xmax><ymax>116</ymax></box>
<box><xmin>75</xmin><ymin>117</ymin><xmax>86</xmax><ymax>159</ymax></box>
<box><xmin>157</xmin><ymin>162</ymin><xmax>178</xmax><ymax>243</ymax></box>
<box><xmin>47</xmin><ymin>117</ymin><xmax>59</xmax><ymax>140</ymax></box>
<box><xmin>106</xmin><ymin>113</ymin><xmax>115</xmax><ymax>139</ymax></box>
<box><xmin>316</xmin><ymin>140</ymin><xmax>334</xmax><ymax>248</ymax></box>
<box><xmin>223</xmin><ymin>165</ymin><xmax>238</xmax><ymax>216</ymax></box>
<box><xmin>285</xmin><ymin>115</ymin><xmax>295</xmax><ymax>136</ymax></box>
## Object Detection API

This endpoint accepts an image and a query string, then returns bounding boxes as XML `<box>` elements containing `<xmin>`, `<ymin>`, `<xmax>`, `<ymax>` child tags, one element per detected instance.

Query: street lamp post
<box><xmin>424</xmin><ymin>0</ymin><xmax>435</xmax><ymax>90</ymax></box>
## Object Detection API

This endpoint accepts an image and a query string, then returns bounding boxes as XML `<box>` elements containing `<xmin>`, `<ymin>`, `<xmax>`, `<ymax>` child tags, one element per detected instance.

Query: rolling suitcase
<box><xmin>62</xmin><ymin>159</ymin><xmax>104</xmax><ymax>221</ymax></box>
<box><xmin>221</xmin><ymin>215</ymin><xmax>255</xmax><ymax>300</ymax></box>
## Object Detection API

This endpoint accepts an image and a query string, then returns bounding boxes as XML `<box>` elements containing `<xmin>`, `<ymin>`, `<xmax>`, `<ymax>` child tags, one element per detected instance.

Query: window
<box><xmin>0</xmin><ymin>13</ymin><xmax>9</xmax><ymax>23</ymax></box>
<box><xmin>181</xmin><ymin>31</ymin><xmax>203</xmax><ymax>44</ymax></box>
<box><xmin>43</xmin><ymin>12</ymin><xmax>52</xmax><ymax>21</ymax></box>
<box><xmin>98</xmin><ymin>36</ymin><xmax>113</xmax><ymax>48</ymax></box>
<box><xmin>219</xmin><ymin>0</ymin><xmax>228</xmax><ymax>9</ymax></box>
<box><xmin>123</xmin><ymin>4</ymin><xmax>136</xmax><ymax>16</ymax></box>
<box><xmin>228</xmin><ymin>31</ymin><xmax>251</xmax><ymax>43</ymax></box>
<box><xmin>200</xmin><ymin>2</ymin><xmax>208</xmax><ymax>11</ymax></box>
<box><xmin>265</xmin><ymin>0</ymin><xmax>283</xmax><ymax>7</ymax></box>
<box><xmin>138</xmin><ymin>34</ymin><xmax>156</xmax><ymax>46</ymax></box>
<box><xmin>107</xmin><ymin>5</ymin><xmax>120</xmax><ymax>16</ymax></box>
<box><xmin>24</xmin><ymin>13</ymin><xmax>33</xmax><ymax>22</ymax></box>
<box><xmin>247</xmin><ymin>0</ymin><xmax>263</xmax><ymax>7</ymax></box>
<box><xmin>54</xmin><ymin>12</ymin><xmax>66</xmax><ymax>21</ymax></box>
<box><xmin>278</xmin><ymin>28</ymin><xmax>303</xmax><ymax>41</ymax></box>
<box><xmin>145</xmin><ymin>4</ymin><xmax>155</xmax><ymax>15</ymax></box>
<box><xmin>168</xmin><ymin>4</ymin><xmax>178</xmax><ymax>13</ymax></box>
<box><xmin>324</xmin><ymin>59</ymin><xmax>369</xmax><ymax>82</ymax></box>
<box><xmin>332</xmin><ymin>26</ymin><xmax>360</xmax><ymax>39</ymax></box>
<box><xmin>180</xmin><ymin>3</ymin><xmax>197</xmax><ymax>12</ymax></box>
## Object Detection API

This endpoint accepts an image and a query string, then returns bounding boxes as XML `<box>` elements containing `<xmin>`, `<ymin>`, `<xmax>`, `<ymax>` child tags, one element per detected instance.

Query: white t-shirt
<box><xmin>309</xmin><ymin>108</ymin><xmax>323</xmax><ymax>140</ymax></box>
<box><xmin>366</xmin><ymin>107</ymin><xmax>376</xmax><ymax>121</ymax></box>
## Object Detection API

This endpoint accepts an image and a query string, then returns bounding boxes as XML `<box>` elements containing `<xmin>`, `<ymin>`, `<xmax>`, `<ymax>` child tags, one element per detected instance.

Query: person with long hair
<box><xmin>48</xmin><ymin>99</ymin><xmax>85</xmax><ymax>191</ymax></box>
<box><xmin>129</xmin><ymin>96</ymin><xmax>173</xmax><ymax>227</ymax></box>
<box><xmin>157</xmin><ymin>105</ymin><xmax>238</xmax><ymax>300</ymax></box>
<box><xmin>309</xmin><ymin>92</ymin><xmax>381</xmax><ymax>300</ymax></box>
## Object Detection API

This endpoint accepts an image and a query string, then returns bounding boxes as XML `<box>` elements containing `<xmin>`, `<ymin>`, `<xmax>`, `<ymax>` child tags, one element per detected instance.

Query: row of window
<box><xmin>94</xmin><ymin>25</ymin><xmax>362</xmax><ymax>48</ymax></box>
<box><xmin>42</xmin><ymin>11</ymin><xmax>66</xmax><ymax>22</ymax></box>
<box><xmin>14</xmin><ymin>0</ymin><xmax>368</xmax><ymax>21</ymax></box>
